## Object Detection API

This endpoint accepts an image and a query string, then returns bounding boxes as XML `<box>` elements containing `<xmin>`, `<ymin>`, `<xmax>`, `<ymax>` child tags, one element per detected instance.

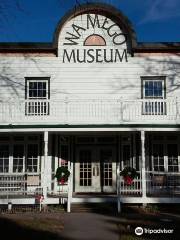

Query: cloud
<box><xmin>138</xmin><ymin>0</ymin><xmax>180</xmax><ymax>25</ymax></box>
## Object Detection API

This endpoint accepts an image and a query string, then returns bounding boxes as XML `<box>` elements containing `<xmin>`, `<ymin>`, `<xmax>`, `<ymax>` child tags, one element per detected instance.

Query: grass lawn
<box><xmin>0</xmin><ymin>211</ymin><xmax>65</xmax><ymax>240</ymax></box>
<box><xmin>118</xmin><ymin>205</ymin><xmax>180</xmax><ymax>240</ymax></box>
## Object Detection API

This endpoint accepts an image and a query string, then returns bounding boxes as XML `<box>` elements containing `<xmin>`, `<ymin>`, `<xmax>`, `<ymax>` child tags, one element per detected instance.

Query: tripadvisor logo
<box><xmin>135</xmin><ymin>227</ymin><xmax>143</xmax><ymax>236</ymax></box>
<box><xmin>62</xmin><ymin>14</ymin><xmax>128</xmax><ymax>63</ymax></box>
<box><xmin>135</xmin><ymin>227</ymin><xmax>174</xmax><ymax>236</ymax></box>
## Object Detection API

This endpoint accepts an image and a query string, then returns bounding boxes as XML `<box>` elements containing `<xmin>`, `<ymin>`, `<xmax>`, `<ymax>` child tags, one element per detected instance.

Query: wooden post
<box><xmin>47</xmin><ymin>134</ymin><xmax>52</xmax><ymax>192</ymax></box>
<box><xmin>43</xmin><ymin>131</ymin><xmax>48</xmax><ymax>203</ymax></box>
<box><xmin>141</xmin><ymin>131</ymin><xmax>147</xmax><ymax>203</ymax></box>
<box><xmin>54</xmin><ymin>134</ymin><xmax>59</xmax><ymax>193</ymax></box>
<box><xmin>67</xmin><ymin>167</ymin><xmax>72</xmax><ymax>212</ymax></box>
<box><xmin>133</xmin><ymin>133</ymin><xmax>136</xmax><ymax>169</ymax></box>
<box><xmin>67</xmin><ymin>136</ymin><xmax>73</xmax><ymax>213</ymax></box>
<box><xmin>9</xmin><ymin>135</ymin><xmax>13</xmax><ymax>173</ymax></box>
<box><xmin>117</xmin><ymin>162</ymin><xmax>121</xmax><ymax>213</ymax></box>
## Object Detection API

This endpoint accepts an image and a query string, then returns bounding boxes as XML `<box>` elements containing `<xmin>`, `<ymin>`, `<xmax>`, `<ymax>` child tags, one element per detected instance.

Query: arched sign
<box><xmin>58</xmin><ymin>14</ymin><xmax>129</xmax><ymax>63</ymax></box>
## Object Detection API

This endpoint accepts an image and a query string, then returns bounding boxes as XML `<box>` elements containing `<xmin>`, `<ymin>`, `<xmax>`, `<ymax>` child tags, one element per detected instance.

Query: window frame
<box><xmin>167</xmin><ymin>143</ymin><xmax>179</xmax><ymax>173</ymax></box>
<box><xmin>141</xmin><ymin>76</ymin><xmax>166</xmax><ymax>99</ymax></box>
<box><xmin>151</xmin><ymin>135</ymin><xmax>180</xmax><ymax>173</ymax></box>
<box><xmin>13</xmin><ymin>143</ymin><xmax>25</xmax><ymax>173</ymax></box>
<box><xmin>152</xmin><ymin>143</ymin><xmax>165</xmax><ymax>172</ymax></box>
<box><xmin>0</xmin><ymin>144</ymin><xmax>10</xmax><ymax>173</ymax></box>
<box><xmin>27</xmin><ymin>143</ymin><xmax>39</xmax><ymax>173</ymax></box>
<box><xmin>25</xmin><ymin>77</ymin><xmax>50</xmax><ymax>100</ymax></box>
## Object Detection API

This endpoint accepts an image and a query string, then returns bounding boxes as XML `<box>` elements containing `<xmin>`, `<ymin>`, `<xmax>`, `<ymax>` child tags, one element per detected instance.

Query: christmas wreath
<box><xmin>54</xmin><ymin>166</ymin><xmax>70</xmax><ymax>185</ymax></box>
<box><xmin>120</xmin><ymin>167</ymin><xmax>139</xmax><ymax>185</ymax></box>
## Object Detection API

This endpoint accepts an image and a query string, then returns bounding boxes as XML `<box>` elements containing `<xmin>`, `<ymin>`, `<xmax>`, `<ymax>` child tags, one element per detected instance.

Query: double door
<box><xmin>75</xmin><ymin>146</ymin><xmax>116</xmax><ymax>193</ymax></box>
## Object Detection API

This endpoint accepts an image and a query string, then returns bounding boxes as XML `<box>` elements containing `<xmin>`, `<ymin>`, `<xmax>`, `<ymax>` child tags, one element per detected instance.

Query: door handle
<box><xmin>93</xmin><ymin>166</ymin><xmax>96</xmax><ymax>176</ymax></box>
<box><xmin>96</xmin><ymin>165</ymin><xmax>99</xmax><ymax>176</ymax></box>
<box><xmin>93</xmin><ymin>165</ymin><xmax>99</xmax><ymax>176</ymax></box>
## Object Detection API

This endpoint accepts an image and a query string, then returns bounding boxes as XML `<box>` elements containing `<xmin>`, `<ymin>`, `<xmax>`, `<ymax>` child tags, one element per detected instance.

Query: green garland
<box><xmin>54</xmin><ymin>166</ymin><xmax>70</xmax><ymax>182</ymax></box>
<box><xmin>120</xmin><ymin>166</ymin><xmax>139</xmax><ymax>179</ymax></box>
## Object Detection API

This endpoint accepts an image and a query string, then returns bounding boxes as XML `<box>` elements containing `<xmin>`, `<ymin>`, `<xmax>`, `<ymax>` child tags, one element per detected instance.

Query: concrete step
<box><xmin>71</xmin><ymin>203</ymin><xmax>117</xmax><ymax>213</ymax></box>
<box><xmin>72</xmin><ymin>195</ymin><xmax>117</xmax><ymax>204</ymax></box>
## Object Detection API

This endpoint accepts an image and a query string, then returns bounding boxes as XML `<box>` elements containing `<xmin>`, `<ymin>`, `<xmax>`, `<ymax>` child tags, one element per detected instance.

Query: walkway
<box><xmin>61</xmin><ymin>212</ymin><xmax>120</xmax><ymax>240</ymax></box>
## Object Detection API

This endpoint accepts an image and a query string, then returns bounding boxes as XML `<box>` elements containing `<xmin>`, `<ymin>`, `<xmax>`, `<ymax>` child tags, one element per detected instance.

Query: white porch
<box><xmin>0</xmin><ymin>131</ymin><xmax>180</xmax><ymax>211</ymax></box>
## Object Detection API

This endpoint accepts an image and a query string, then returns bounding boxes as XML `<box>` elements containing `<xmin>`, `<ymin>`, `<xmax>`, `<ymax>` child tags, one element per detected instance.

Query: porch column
<box><xmin>54</xmin><ymin>134</ymin><xmax>59</xmax><ymax>193</ymax></box>
<box><xmin>67</xmin><ymin>136</ymin><xmax>73</xmax><ymax>212</ymax></box>
<box><xmin>141</xmin><ymin>131</ymin><xmax>147</xmax><ymax>201</ymax></box>
<box><xmin>43</xmin><ymin>131</ymin><xmax>49</xmax><ymax>202</ymax></box>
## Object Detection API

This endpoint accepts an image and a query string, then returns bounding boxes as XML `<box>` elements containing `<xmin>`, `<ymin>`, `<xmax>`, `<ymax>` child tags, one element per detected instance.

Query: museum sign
<box><xmin>61</xmin><ymin>14</ymin><xmax>128</xmax><ymax>63</ymax></box>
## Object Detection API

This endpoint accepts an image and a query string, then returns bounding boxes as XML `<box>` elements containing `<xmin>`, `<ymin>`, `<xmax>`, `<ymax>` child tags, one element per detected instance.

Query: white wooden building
<box><xmin>0</xmin><ymin>3</ymin><xmax>180</xmax><ymax>211</ymax></box>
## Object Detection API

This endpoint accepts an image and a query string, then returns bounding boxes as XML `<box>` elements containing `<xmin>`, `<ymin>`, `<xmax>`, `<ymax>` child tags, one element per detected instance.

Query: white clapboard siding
<box><xmin>0</xmin><ymin>13</ymin><xmax>180</xmax><ymax>126</ymax></box>
<box><xmin>0</xmin><ymin>56</ymin><xmax>180</xmax><ymax>101</ymax></box>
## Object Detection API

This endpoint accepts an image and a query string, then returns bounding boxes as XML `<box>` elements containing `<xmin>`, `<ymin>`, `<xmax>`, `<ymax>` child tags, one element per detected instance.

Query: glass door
<box><xmin>75</xmin><ymin>146</ymin><xmax>116</xmax><ymax>193</ymax></box>
<box><xmin>99</xmin><ymin>147</ymin><xmax>116</xmax><ymax>193</ymax></box>
<box><xmin>75</xmin><ymin>147</ymin><xmax>101</xmax><ymax>192</ymax></box>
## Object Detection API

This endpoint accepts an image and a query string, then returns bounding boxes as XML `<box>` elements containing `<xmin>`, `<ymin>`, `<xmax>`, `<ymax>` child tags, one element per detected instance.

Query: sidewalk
<box><xmin>61</xmin><ymin>212</ymin><xmax>120</xmax><ymax>240</ymax></box>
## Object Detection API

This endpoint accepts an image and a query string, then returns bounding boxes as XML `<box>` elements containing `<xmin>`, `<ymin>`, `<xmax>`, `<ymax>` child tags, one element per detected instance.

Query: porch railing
<box><xmin>119</xmin><ymin>171</ymin><xmax>142</xmax><ymax>196</ymax></box>
<box><xmin>0</xmin><ymin>98</ymin><xmax>179</xmax><ymax>125</ymax></box>
<box><xmin>0</xmin><ymin>173</ymin><xmax>42</xmax><ymax>196</ymax></box>
<box><xmin>48</xmin><ymin>168</ymin><xmax>73</xmax><ymax>212</ymax></box>
<box><xmin>25</xmin><ymin>100</ymin><xmax>49</xmax><ymax>116</ymax></box>
<box><xmin>118</xmin><ymin>170</ymin><xmax>180</xmax><ymax>197</ymax></box>
<box><xmin>48</xmin><ymin>171</ymin><xmax>69</xmax><ymax>196</ymax></box>
<box><xmin>146</xmin><ymin>171</ymin><xmax>180</xmax><ymax>196</ymax></box>
<box><xmin>142</xmin><ymin>100</ymin><xmax>167</xmax><ymax>115</ymax></box>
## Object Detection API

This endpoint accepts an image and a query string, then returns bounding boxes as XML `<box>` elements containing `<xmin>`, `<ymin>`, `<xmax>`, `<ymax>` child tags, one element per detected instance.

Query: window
<box><xmin>0</xmin><ymin>145</ymin><xmax>9</xmax><ymax>173</ymax></box>
<box><xmin>25</xmin><ymin>77</ymin><xmax>50</xmax><ymax>115</ymax></box>
<box><xmin>152</xmin><ymin>144</ymin><xmax>164</xmax><ymax>172</ymax></box>
<box><xmin>26</xmin><ymin>78</ymin><xmax>49</xmax><ymax>99</ymax></box>
<box><xmin>79</xmin><ymin>150</ymin><xmax>92</xmax><ymax>186</ymax></box>
<box><xmin>59</xmin><ymin>145</ymin><xmax>69</xmax><ymax>167</ymax></box>
<box><xmin>28</xmin><ymin>81</ymin><xmax>47</xmax><ymax>99</ymax></box>
<box><xmin>152</xmin><ymin>142</ymin><xmax>179</xmax><ymax>173</ymax></box>
<box><xmin>144</xmin><ymin>81</ymin><xmax>163</xmax><ymax>98</ymax></box>
<box><xmin>59</xmin><ymin>136</ymin><xmax>70</xmax><ymax>168</ymax></box>
<box><xmin>27</xmin><ymin>144</ymin><xmax>39</xmax><ymax>172</ymax></box>
<box><xmin>141</xmin><ymin>77</ymin><xmax>166</xmax><ymax>115</ymax></box>
<box><xmin>101</xmin><ymin>149</ymin><xmax>113</xmax><ymax>186</ymax></box>
<box><xmin>142</xmin><ymin>77</ymin><xmax>165</xmax><ymax>99</ymax></box>
<box><xmin>13</xmin><ymin>144</ymin><xmax>24</xmax><ymax>172</ymax></box>
<box><xmin>167</xmin><ymin>144</ymin><xmax>178</xmax><ymax>172</ymax></box>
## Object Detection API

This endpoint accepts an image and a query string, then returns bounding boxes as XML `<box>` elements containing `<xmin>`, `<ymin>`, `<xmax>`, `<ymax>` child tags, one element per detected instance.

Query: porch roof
<box><xmin>0</xmin><ymin>124</ymin><xmax>180</xmax><ymax>132</ymax></box>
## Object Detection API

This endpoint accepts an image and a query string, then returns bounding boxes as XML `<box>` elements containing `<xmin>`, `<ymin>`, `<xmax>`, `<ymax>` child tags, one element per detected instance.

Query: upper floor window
<box><xmin>0</xmin><ymin>145</ymin><xmax>9</xmax><ymax>173</ymax></box>
<box><xmin>25</xmin><ymin>77</ymin><xmax>50</xmax><ymax>116</ymax></box>
<box><xmin>141</xmin><ymin>77</ymin><xmax>166</xmax><ymax>115</ymax></box>
<box><xmin>141</xmin><ymin>77</ymin><xmax>166</xmax><ymax>99</ymax></box>
<box><xmin>25</xmin><ymin>77</ymin><xmax>50</xmax><ymax>100</ymax></box>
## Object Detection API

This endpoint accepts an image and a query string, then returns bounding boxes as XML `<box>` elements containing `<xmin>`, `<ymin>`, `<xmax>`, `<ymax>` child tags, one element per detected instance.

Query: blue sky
<box><xmin>0</xmin><ymin>0</ymin><xmax>179</xmax><ymax>43</ymax></box>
